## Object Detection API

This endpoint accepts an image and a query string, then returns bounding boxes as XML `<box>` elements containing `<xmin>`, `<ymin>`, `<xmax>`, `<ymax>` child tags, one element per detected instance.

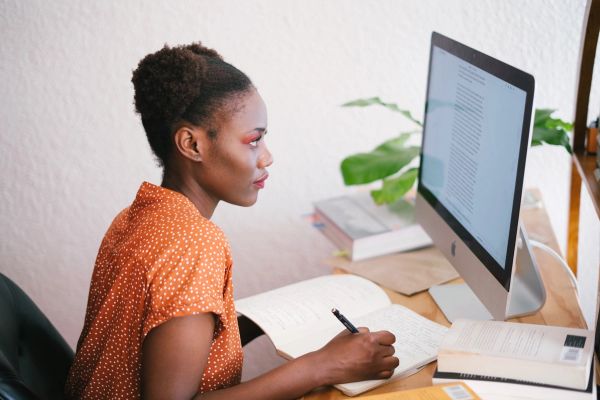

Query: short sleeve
<box><xmin>142</xmin><ymin>227</ymin><xmax>230</xmax><ymax>340</ymax></box>
<box><xmin>65</xmin><ymin>182</ymin><xmax>242</xmax><ymax>399</ymax></box>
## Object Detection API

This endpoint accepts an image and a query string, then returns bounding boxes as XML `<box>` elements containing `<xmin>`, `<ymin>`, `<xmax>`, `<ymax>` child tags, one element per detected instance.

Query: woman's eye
<box><xmin>246</xmin><ymin>130</ymin><xmax>267</xmax><ymax>147</ymax></box>
<box><xmin>249</xmin><ymin>137</ymin><xmax>261</xmax><ymax>147</ymax></box>
<box><xmin>249</xmin><ymin>133</ymin><xmax>264</xmax><ymax>147</ymax></box>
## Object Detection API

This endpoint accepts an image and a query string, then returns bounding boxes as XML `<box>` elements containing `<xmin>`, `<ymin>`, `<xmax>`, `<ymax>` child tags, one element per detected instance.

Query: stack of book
<box><xmin>313</xmin><ymin>192</ymin><xmax>432</xmax><ymax>261</ymax></box>
<box><xmin>433</xmin><ymin>319</ymin><xmax>596</xmax><ymax>400</ymax></box>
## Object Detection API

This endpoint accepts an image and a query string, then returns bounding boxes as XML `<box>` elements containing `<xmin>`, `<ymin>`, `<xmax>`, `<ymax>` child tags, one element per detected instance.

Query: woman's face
<box><xmin>199</xmin><ymin>89</ymin><xmax>273</xmax><ymax>207</ymax></box>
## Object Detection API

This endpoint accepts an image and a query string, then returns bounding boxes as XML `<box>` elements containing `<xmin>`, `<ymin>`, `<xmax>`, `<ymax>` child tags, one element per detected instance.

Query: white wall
<box><xmin>577</xmin><ymin>187</ymin><xmax>600</xmax><ymax>330</ymax></box>
<box><xmin>1</xmin><ymin>0</ymin><xmax>595</xmax><ymax>379</ymax></box>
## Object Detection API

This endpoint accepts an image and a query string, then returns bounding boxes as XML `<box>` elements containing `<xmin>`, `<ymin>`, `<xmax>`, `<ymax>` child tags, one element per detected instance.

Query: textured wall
<box><xmin>0</xmin><ymin>0</ymin><xmax>596</xmax><ymax>380</ymax></box>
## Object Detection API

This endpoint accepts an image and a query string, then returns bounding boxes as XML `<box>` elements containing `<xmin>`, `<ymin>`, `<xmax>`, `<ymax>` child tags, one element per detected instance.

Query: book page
<box><xmin>442</xmin><ymin>319</ymin><xmax>593</xmax><ymax>365</ymax></box>
<box><xmin>356</xmin><ymin>304</ymin><xmax>448</xmax><ymax>365</ymax></box>
<box><xmin>235</xmin><ymin>275</ymin><xmax>391</xmax><ymax>349</ymax></box>
<box><xmin>335</xmin><ymin>304</ymin><xmax>449</xmax><ymax>396</ymax></box>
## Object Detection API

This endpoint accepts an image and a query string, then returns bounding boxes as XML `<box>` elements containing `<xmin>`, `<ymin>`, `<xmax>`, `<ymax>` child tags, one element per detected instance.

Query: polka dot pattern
<box><xmin>65</xmin><ymin>182</ymin><xmax>243</xmax><ymax>399</ymax></box>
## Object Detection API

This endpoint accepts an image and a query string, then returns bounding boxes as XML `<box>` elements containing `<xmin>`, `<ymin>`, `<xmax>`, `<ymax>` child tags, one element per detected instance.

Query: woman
<box><xmin>66</xmin><ymin>42</ymin><xmax>399</xmax><ymax>400</ymax></box>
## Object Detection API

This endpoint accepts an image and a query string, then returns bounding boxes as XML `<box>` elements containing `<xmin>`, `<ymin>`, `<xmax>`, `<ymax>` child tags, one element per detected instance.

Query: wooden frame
<box><xmin>567</xmin><ymin>0</ymin><xmax>600</xmax><ymax>271</ymax></box>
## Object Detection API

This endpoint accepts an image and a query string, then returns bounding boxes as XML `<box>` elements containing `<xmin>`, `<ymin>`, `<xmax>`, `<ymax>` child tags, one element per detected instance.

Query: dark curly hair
<box><xmin>131</xmin><ymin>43</ymin><xmax>253</xmax><ymax>167</ymax></box>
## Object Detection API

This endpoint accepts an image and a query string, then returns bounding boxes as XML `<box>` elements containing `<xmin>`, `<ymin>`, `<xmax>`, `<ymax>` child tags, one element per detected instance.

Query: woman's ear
<box><xmin>173</xmin><ymin>125</ymin><xmax>207</xmax><ymax>162</ymax></box>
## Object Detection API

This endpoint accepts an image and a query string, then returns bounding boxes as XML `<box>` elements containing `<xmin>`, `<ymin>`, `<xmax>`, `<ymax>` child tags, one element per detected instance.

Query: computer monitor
<box><xmin>415</xmin><ymin>32</ymin><xmax>545</xmax><ymax>322</ymax></box>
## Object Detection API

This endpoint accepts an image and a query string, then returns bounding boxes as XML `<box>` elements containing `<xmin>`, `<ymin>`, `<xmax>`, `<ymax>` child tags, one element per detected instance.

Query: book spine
<box><xmin>313</xmin><ymin>210</ymin><xmax>354</xmax><ymax>257</ymax></box>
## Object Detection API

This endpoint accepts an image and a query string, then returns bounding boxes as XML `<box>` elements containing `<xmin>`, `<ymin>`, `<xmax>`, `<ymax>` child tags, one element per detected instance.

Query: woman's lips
<box><xmin>253</xmin><ymin>173</ymin><xmax>269</xmax><ymax>188</ymax></box>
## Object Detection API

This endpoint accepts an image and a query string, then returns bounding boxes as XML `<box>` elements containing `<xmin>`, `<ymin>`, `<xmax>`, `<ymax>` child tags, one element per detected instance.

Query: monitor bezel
<box><xmin>417</xmin><ymin>32</ymin><xmax>535</xmax><ymax>290</ymax></box>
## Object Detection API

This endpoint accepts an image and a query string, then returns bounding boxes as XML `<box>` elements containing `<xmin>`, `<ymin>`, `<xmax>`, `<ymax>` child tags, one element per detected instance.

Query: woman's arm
<box><xmin>202</xmin><ymin>327</ymin><xmax>398</xmax><ymax>400</ymax></box>
<box><xmin>141</xmin><ymin>313</ymin><xmax>215</xmax><ymax>400</ymax></box>
<box><xmin>142</xmin><ymin>313</ymin><xmax>398</xmax><ymax>400</ymax></box>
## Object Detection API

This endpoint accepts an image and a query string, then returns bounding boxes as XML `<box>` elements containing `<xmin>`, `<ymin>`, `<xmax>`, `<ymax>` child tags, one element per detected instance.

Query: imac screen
<box><xmin>419</xmin><ymin>35</ymin><xmax>531</xmax><ymax>288</ymax></box>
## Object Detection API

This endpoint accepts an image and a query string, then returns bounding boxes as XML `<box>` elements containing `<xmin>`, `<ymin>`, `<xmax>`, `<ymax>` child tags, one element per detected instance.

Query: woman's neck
<box><xmin>161</xmin><ymin>169</ymin><xmax>218</xmax><ymax>219</ymax></box>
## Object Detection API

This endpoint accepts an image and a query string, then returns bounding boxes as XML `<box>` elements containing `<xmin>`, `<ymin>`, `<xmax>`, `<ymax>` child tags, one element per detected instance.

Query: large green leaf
<box><xmin>531</xmin><ymin>109</ymin><xmax>573</xmax><ymax>154</ymax></box>
<box><xmin>370</xmin><ymin>168</ymin><xmax>419</xmax><ymax>204</ymax></box>
<box><xmin>534</xmin><ymin>109</ymin><xmax>573</xmax><ymax>131</ymax></box>
<box><xmin>374</xmin><ymin>133</ymin><xmax>412</xmax><ymax>151</ymax></box>
<box><xmin>532</xmin><ymin>126</ymin><xmax>573</xmax><ymax>153</ymax></box>
<box><xmin>342</xmin><ymin>97</ymin><xmax>423</xmax><ymax>127</ymax></box>
<box><xmin>534</xmin><ymin>108</ymin><xmax>555</xmax><ymax>125</ymax></box>
<box><xmin>340</xmin><ymin>137</ymin><xmax>420</xmax><ymax>185</ymax></box>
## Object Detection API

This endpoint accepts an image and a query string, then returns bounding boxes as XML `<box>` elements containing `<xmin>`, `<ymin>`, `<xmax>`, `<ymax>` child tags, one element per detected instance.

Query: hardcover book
<box><xmin>437</xmin><ymin>319</ymin><xmax>594</xmax><ymax>391</ymax></box>
<box><xmin>432</xmin><ymin>367</ymin><xmax>596</xmax><ymax>400</ymax></box>
<box><xmin>360</xmin><ymin>381</ymin><xmax>481</xmax><ymax>400</ymax></box>
<box><xmin>313</xmin><ymin>192</ymin><xmax>432</xmax><ymax>261</ymax></box>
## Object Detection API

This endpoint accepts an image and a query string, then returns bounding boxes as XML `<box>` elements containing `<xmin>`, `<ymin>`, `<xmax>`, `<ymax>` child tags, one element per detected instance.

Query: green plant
<box><xmin>340</xmin><ymin>97</ymin><xmax>573</xmax><ymax>205</ymax></box>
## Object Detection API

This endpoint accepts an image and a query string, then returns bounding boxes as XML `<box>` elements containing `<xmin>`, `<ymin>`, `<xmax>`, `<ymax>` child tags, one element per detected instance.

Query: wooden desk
<box><xmin>304</xmin><ymin>196</ymin><xmax>587</xmax><ymax>399</ymax></box>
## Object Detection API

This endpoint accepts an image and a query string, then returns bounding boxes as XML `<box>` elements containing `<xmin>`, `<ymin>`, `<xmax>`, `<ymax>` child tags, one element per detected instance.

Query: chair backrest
<box><xmin>0</xmin><ymin>273</ymin><xmax>74</xmax><ymax>400</ymax></box>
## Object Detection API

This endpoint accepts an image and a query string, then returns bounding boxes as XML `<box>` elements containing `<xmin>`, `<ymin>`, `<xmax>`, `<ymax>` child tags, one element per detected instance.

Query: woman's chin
<box><xmin>228</xmin><ymin>194</ymin><xmax>259</xmax><ymax>208</ymax></box>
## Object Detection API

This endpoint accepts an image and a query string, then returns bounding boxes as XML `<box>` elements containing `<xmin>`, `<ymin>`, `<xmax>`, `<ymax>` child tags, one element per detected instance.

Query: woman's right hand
<box><xmin>176</xmin><ymin>325</ymin><xmax>398</xmax><ymax>400</ymax></box>
<box><xmin>310</xmin><ymin>327</ymin><xmax>399</xmax><ymax>386</ymax></box>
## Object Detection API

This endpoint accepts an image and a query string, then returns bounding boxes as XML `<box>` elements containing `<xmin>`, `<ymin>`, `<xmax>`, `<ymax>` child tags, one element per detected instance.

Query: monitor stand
<box><xmin>428</xmin><ymin>225</ymin><xmax>546</xmax><ymax>322</ymax></box>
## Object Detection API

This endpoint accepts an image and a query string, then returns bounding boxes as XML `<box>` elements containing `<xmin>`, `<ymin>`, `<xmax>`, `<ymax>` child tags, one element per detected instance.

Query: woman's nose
<box><xmin>259</xmin><ymin>146</ymin><xmax>274</xmax><ymax>168</ymax></box>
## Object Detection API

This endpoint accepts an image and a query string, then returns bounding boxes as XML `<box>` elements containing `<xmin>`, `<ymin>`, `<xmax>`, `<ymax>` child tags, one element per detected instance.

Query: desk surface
<box><xmin>303</xmin><ymin>195</ymin><xmax>587</xmax><ymax>399</ymax></box>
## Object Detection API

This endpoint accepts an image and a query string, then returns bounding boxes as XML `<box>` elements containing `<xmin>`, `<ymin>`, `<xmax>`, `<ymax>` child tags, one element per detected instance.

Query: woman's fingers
<box><xmin>384</xmin><ymin>355</ymin><xmax>400</xmax><ymax>370</ymax></box>
<box><xmin>379</xmin><ymin>344</ymin><xmax>396</xmax><ymax>357</ymax></box>
<box><xmin>376</xmin><ymin>369</ymin><xmax>395</xmax><ymax>379</ymax></box>
<box><xmin>376</xmin><ymin>356</ymin><xmax>400</xmax><ymax>379</ymax></box>
<box><xmin>371</xmin><ymin>330</ymin><xmax>396</xmax><ymax>346</ymax></box>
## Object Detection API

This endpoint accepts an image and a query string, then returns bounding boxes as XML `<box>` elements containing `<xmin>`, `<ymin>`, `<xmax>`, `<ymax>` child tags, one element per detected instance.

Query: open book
<box><xmin>235</xmin><ymin>275</ymin><xmax>448</xmax><ymax>396</ymax></box>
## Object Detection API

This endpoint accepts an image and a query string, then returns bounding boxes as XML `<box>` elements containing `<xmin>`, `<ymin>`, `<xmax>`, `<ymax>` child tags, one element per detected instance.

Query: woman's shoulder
<box><xmin>139</xmin><ymin>205</ymin><xmax>225</xmax><ymax>246</ymax></box>
<box><xmin>114</xmin><ymin>183</ymin><xmax>230</xmax><ymax>259</ymax></box>
<box><xmin>175</xmin><ymin>211</ymin><xmax>227</xmax><ymax>244</ymax></box>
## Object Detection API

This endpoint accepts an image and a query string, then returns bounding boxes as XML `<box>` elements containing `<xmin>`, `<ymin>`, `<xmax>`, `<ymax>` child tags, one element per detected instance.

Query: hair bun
<box><xmin>185</xmin><ymin>43</ymin><xmax>222</xmax><ymax>60</ymax></box>
<box><xmin>132</xmin><ymin>42</ymin><xmax>221</xmax><ymax>124</ymax></box>
<box><xmin>131</xmin><ymin>41</ymin><xmax>252</xmax><ymax>167</ymax></box>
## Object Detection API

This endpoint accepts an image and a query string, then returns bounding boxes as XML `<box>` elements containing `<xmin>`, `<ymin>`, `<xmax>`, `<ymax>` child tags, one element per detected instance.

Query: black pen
<box><xmin>332</xmin><ymin>308</ymin><xmax>359</xmax><ymax>333</ymax></box>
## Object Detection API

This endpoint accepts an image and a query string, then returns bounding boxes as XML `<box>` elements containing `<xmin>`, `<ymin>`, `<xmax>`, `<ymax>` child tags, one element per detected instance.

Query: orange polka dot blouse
<box><xmin>66</xmin><ymin>182</ymin><xmax>243</xmax><ymax>399</ymax></box>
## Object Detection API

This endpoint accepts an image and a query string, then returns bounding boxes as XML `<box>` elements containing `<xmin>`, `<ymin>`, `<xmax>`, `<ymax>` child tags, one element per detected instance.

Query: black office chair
<box><xmin>0</xmin><ymin>273</ymin><xmax>74</xmax><ymax>400</ymax></box>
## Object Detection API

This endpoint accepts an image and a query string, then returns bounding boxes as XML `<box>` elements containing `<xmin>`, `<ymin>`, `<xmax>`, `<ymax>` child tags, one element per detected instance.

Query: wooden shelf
<box><xmin>567</xmin><ymin>0</ymin><xmax>599</xmax><ymax>271</ymax></box>
<box><xmin>573</xmin><ymin>150</ymin><xmax>600</xmax><ymax>216</ymax></box>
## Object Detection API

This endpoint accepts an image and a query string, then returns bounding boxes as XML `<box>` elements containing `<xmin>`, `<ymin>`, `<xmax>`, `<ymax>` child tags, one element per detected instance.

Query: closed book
<box><xmin>359</xmin><ymin>382</ymin><xmax>481</xmax><ymax>399</ymax></box>
<box><xmin>235</xmin><ymin>275</ymin><xmax>448</xmax><ymax>396</ymax></box>
<box><xmin>437</xmin><ymin>319</ymin><xmax>594</xmax><ymax>390</ymax></box>
<box><xmin>432</xmin><ymin>366</ymin><xmax>595</xmax><ymax>400</ymax></box>
<box><xmin>313</xmin><ymin>193</ymin><xmax>432</xmax><ymax>261</ymax></box>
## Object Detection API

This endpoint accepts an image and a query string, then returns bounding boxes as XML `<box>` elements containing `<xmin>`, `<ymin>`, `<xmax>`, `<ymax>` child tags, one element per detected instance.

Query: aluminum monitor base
<box><xmin>428</xmin><ymin>225</ymin><xmax>546</xmax><ymax>322</ymax></box>
<box><xmin>429</xmin><ymin>283</ymin><xmax>493</xmax><ymax>322</ymax></box>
